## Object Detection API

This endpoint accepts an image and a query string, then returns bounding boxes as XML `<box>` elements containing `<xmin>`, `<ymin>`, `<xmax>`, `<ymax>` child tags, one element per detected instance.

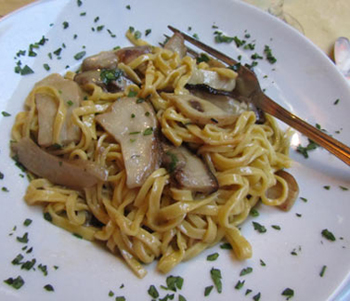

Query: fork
<box><xmin>168</xmin><ymin>25</ymin><xmax>350</xmax><ymax>166</ymax></box>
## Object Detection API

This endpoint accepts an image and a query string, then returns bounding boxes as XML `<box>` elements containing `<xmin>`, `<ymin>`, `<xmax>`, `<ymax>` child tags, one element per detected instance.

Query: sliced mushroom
<box><xmin>266</xmin><ymin>170</ymin><xmax>299</xmax><ymax>211</ymax></box>
<box><xmin>81</xmin><ymin>46</ymin><xmax>152</xmax><ymax>72</ymax></box>
<box><xmin>34</xmin><ymin>73</ymin><xmax>82</xmax><ymax>147</ymax></box>
<box><xmin>163</xmin><ymin>93</ymin><xmax>238</xmax><ymax>126</ymax></box>
<box><xmin>164</xmin><ymin>33</ymin><xmax>187</xmax><ymax>59</ymax></box>
<box><xmin>187</xmin><ymin>87</ymin><xmax>266</xmax><ymax>124</ymax></box>
<box><xmin>12</xmin><ymin>137</ymin><xmax>108</xmax><ymax>189</ymax></box>
<box><xmin>162</xmin><ymin>144</ymin><xmax>218</xmax><ymax>194</ymax></box>
<box><xmin>74</xmin><ymin>69</ymin><xmax>135</xmax><ymax>93</ymax></box>
<box><xmin>95</xmin><ymin>97</ymin><xmax>160</xmax><ymax>188</ymax></box>
<box><xmin>187</xmin><ymin>67</ymin><xmax>236</xmax><ymax>92</ymax></box>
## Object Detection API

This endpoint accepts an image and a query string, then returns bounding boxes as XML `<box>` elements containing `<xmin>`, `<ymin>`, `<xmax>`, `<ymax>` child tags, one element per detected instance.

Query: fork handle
<box><xmin>262</xmin><ymin>94</ymin><xmax>350</xmax><ymax>165</ymax></box>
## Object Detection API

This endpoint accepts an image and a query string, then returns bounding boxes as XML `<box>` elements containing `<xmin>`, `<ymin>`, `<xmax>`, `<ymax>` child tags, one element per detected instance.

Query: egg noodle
<box><xmin>11</xmin><ymin>30</ymin><xmax>292</xmax><ymax>278</ymax></box>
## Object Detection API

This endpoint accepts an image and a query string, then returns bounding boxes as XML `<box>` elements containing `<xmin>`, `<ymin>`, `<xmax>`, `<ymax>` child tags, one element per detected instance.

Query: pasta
<box><xmin>11</xmin><ymin>29</ymin><xmax>295</xmax><ymax>278</ymax></box>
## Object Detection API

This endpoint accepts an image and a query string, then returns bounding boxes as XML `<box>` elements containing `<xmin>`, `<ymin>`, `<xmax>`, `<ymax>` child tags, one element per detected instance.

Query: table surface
<box><xmin>0</xmin><ymin>0</ymin><xmax>349</xmax><ymax>57</ymax></box>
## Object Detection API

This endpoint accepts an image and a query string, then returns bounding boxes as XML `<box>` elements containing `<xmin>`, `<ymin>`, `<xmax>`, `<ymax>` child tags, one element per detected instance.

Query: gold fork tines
<box><xmin>168</xmin><ymin>25</ymin><xmax>350</xmax><ymax>166</ymax></box>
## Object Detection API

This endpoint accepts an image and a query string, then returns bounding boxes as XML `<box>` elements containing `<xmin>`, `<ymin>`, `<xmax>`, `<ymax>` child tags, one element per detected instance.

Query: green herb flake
<box><xmin>2</xmin><ymin>111</ymin><xmax>11</xmax><ymax>117</ymax></box>
<box><xmin>252</xmin><ymin>221</ymin><xmax>267</xmax><ymax>233</ymax></box>
<box><xmin>23</xmin><ymin>219</ymin><xmax>32</xmax><ymax>227</ymax></box>
<box><xmin>204</xmin><ymin>285</ymin><xmax>214</xmax><ymax>297</ymax></box>
<box><xmin>0</xmin><ymin>172</ymin><xmax>4</xmax><ymax>179</ymax></box>
<box><xmin>143</xmin><ymin>127</ymin><xmax>153</xmax><ymax>136</ymax></box>
<box><xmin>43</xmin><ymin>212</ymin><xmax>52</xmax><ymax>222</ymax></box>
<box><xmin>245</xmin><ymin>289</ymin><xmax>252</xmax><ymax>295</ymax></box>
<box><xmin>210</xmin><ymin>268</ymin><xmax>222</xmax><ymax>293</ymax></box>
<box><xmin>4</xmin><ymin>276</ymin><xmax>25</xmax><ymax>290</ymax></box>
<box><xmin>320</xmin><ymin>265</ymin><xmax>327</xmax><ymax>277</ymax></box>
<box><xmin>300</xmin><ymin>197</ymin><xmax>308</xmax><ymax>202</ymax></box>
<box><xmin>108</xmin><ymin>290</ymin><xmax>114</xmax><ymax>297</ymax></box>
<box><xmin>271</xmin><ymin>225</ymin><xmax>281</xmax><ymax>230</ymax></box>
<box><xmin>296</xmin><ymin>139</ymin><xmax>318</xmax><ymax>158</ymax></box>
<box><xmin>115</xmin><ymin>297</ymin><xmax>125</xmax><ymax>301</ymax></box>
<box><xmin>20</xmin><ymin>65</ymin><xmax>34</xmax><ymax>75</ymax></box>
<box><xmin>178</xmin><ymin>295</ymin><xmax>187</xmax><ymax>301</ymax></box>
<box><xmin>145</xmin><ymin>29</ymin><xmax>152</xmax><ymax>36</ymax></box>
<box><xmin>2</xmin><ymin>186</ymin><xmax>9</xmax><ymax>192</ymax></box>
<box><xmin>323</xmin><ymin>185</ymin><xmax>330</xmax><ymax>190</ymax></box>
<box><xmin>165</xmin><ymin>275</ymin><xmax>184</xmax><ymax>291</ymax></box>
<box><xmin>282</xmin><ymin>288</ymin><xmax>294</xmax><ymax>300</ymax></box>
<box><xmin>260</xmin><ymin>259</ymin><xmax>266</xmax><ymax>266</ymax></box>
<box><xmin>43</xmin><ymin>63</ymin><xmax>50</xmax><ymax>71</ymax></box>
<box><xmin>321</xmin><ymin>229</ymin><xmax>336</xmax><ymax>241</ymax></box>
<box><xmin>196</xmin><ymin>53</ymin><xmax>210</xmax><ymax>64</ymax></box>
<box><xmin>250</xmin><ymin>208</ymin><xmax>259</xmax><ymax>217</ymax></box>
<box><xmin>73</xmin><ymin>233</ymin><xmax>83</xmax><ymax>239</ymax></box>
<box><xmin>21</xmin><ymin>259</ymin><xmax>36</xmax><ymax>271</ymax></box>
<box><xmin>66</xmin><ymin>100</ymin><xmax>74</xmax><ymax>106</ymax></box>
<box><xmin>126</xmin><ymin>5</ymin><xmax>131</xmax><ymax>10</ymax></box>
<box><xmin>253</xmin><ymin>292</ymin><xmax>261</xmax><ymax>301</ymax></box>
<box><xmin>219</xmin><ymin>242</ymin><xmax>232</xmax><ymax>250</ymax></box>
<box><xmin>334</xmin><ymin>98</ymin><xmax>340</xmax><ymax>105</ymax></box>
<box><xmin>207</xmin><ymin>253</ymin><xmax>219</xmax><ymax>261</ymax></box>
<box><xmin>340</xmin><ymin>186</ymin><xmax>348</xmax><ymax>191</ymax></box>
<box><xmin>148</xmin><ymin>285</ymin><xmax>159</xmax><ymax>298</ymax></box>
<box><xmin>38</xmin><ymin>264</ymin><xmax>48</xmax><ymax>276</ymax></box>
<box><xmin>264</xmin><ymin>45</ymin><xmax>277</xmax><ymax>64</ymax></box>
<box><xmin>134</xmin><ymin>30</ymin><xmax>142</xmax><ymax>40</ymax></box>
<box><xmin>128</xmin><ymin>90</ymin><xmax>138</xmax><ymax>97</ymax></box>
<box><xmin>234</xmin><ymin>280</ymin><xmax>245</xmax><ymax>290</ymax></box>
<box><xmin>11</xmin><ymin>254</ymin><xmax>24</xmax><ymax>265</ymax></box>
<box><xmin>97</xmin><ymin>25</ymin><xmax>105</xmax><ymax>32</ymax></box>
<box><xmin>100</xmin><ymin>68</ymin><xmax>123</xmax><ymax>85</ymax></box>
<box><xmin>44</xmin><ymin>284</ymin><xmax>54</xmax><ymax>292</ymax></box>
<box><xmin>129</xmin><ymin>131</ymin><xmax>141</xmax><ymax>135</ymax></box>
<box><xmin>77</xmin><ymin>0</ymin><xmax>83</xmax><ymax>7</ymax></box>
<box><xmin>74</xmin><ymin>51</ymin><xmax>86</xmax><ymax>60</ymax></box>
<box><xmin>63</xmin><ymin>21</ymin><xmax>69</xmax><ymax>29</ymax></box>
<box><xmin>16</xmin><ymin>232</ymin><xmax>29</xmax><ymax>244</ymax></box>
<box><xmin>240</xmin><ymin>267</ymin><xmax>253</xmax><ymax>276</ymax></box>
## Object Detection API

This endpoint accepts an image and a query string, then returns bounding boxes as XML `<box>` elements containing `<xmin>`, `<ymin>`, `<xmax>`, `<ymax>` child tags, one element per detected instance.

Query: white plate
<box><xmin>0</xmin><ymin>0</ymin><xmax>349</xmax><ymax>300</ymax></box>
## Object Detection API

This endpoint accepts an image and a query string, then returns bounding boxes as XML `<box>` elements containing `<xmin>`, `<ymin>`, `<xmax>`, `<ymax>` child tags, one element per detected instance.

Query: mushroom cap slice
<box><xmin>12</xmin><ymin>137</ymin><xmax>108</xmax><ymax>189</ymax></box>
<box><xmin>34</xmin><ymin>73</ymin><xmax>83</xmax><ymax>147</ymax></box>
<box><xmin>95</xmin><ymin>97</ymin><xmax>160</xmax><ymax>188</ymax></box>
<box><xmin>266</xmin><ymin>170</ymin><xmax>299</xmax><ymax>211</ymax></box>
<box><xmin>163</xmin><ymin>93</ymin><xmax>238</xmax><ymax>126</ymax></box>
<box><xmin>164</xmin><ymin>33</ymin><xmax>187</xmax><ymax>59</ymax></box>
<box><xmin>162</xmin><ymin>144</ymin><xmax>218</xmax><ymax>194</ymax></box>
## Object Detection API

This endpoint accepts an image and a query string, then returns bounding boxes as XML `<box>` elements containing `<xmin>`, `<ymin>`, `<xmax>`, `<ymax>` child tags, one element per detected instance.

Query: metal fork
<box><xmin>168</xmin><ymin>25</ymin><xmax>350</xmax><ymax>166</ymax></box>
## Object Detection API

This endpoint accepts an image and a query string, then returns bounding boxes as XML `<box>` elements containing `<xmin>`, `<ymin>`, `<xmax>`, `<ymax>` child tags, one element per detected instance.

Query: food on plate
<box><xmin>11</xmin><ymin>29</ymin><xmax>298</xmax><ymax>278</ymax></box>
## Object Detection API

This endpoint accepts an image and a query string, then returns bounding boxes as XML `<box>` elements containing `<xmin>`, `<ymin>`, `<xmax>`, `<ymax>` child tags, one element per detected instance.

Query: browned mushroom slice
<box><xmin>162</xmin><ymin>144</ymin><xmax>218</xmax><ymax>194</ymax></box>
<box><xmin>266</xmin><ymin>170</ymin><xmax>299</xmax><ymax>211</ymax></box>
<box><xmin>95</xmin><ymin>97</ymin><xmax>160</xmax><ymax>188</ymax></box>
<box><xmin>164</xmin><ymin>33</ymin><xmax>187</xmax><ymax>59</ymax></box>
<box><xmin>34</xmin><ymin>73</ymin><xmax>82</xmax><ymax>147</ymax></box>
<box><xmin>187</xmin><ymin>67</ymin><xmax>236</xmax><ymax>92</ymax></box>
<box><xmin>12</xmin><ymin>137</ymin><xmax>107</xmax><ymax>189</ymax></box>
<box><xmin>74</xmin><ymin>69</ymin><xmax>135</xmax><ymax>93</ymax></box>
<box><xmin>81</xmin><ymin>46</ymin><xmax>152</xmax><ymax>72</ymax></box>
<box><xmin>163</xmin><ymin>93</ymin><xmax>238</xmax><ymax>126</ymax></box>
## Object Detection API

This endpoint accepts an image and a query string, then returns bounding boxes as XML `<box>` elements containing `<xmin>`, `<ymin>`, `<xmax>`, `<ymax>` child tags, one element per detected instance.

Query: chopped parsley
<box><xmin>271</xmin><ymin>225</ymin><xmax>281</xmax><ymax>230</ymax></box>
<box><xmin>219</xmin><ymin>242</ymin><xmax>232</xmax><ymax>250</ymax></box>
<box><xmin>20</xmin><ymin>65</ymin><xmax>34</xmax><ymax>75</ymax></box>
<box><xmin>43</xmin><ymin>63</ymin><xmax>50</xmax><ymax>71</ymax></box>
<box><xmin>11</xmin><ymin>254</ymin><xmax>24</xmax><ymax>265</ymax></box>
<box><xmin>16</xmin><ymin>232</ymin><xmax>29</xmax><ymax>243</ymax></box>
<box><xmin>206</xmin><ymin>253</ymin><xmax>219</xmax><ymax>261</ymax></box>
<box><xmin>2</xmin><ymin>111</ymin><xmax>11</xmax><ymax>117</ymax></box>
<box><xmin>128</xmin><ymin>90</ymin><xmax>138</xmax><ymax>97</ymax></box>
<box><xmin>250</xmin><ymin>208</ymin><xmax>259</xmax><ymax>217</ymax></box>
<box><xmin>115</xmin><ymin>297</ymin><xmax>125</xmax><ymax>301</ymax></box>
<box><xmin>148</xmin><ymin>285</ymin><xmax>159</xmax><ymax>298</ymax></box>
<box><xmin>143</xmin><ymin>127</ymin><xmax>153</xmax><ymax>136</ymax></box>
<box><xmin>43</xmin><ymin>212</ymin><xmax>52</xmax><ymax>222</ymax></box>
<box><xmin>240</xmin><ymin>267</ymin><xmax>253</xmax><ymax>276</ymax></box>
<box><xmin>100</xmin><ymin>68</ymin><xmax>123</xmax><ymax>84</ymax></box>
<box><xmin>77</xmin><ymin>0</ymin><xmax>83</xmax><ymax>7</ymax></box>
<box><xmin>210</xmin><ymin>268</ymin><xmax>222</xmax><ymax>293</ymax></box>
<box><xmin>339</xmin><ymin>186</ymin><xmax>348</xmax><ymax>191</ymax></box>
<box><xmin>44</xmin><ymin>284</ymin><xmax>54</xmax><ymax>291</ymax></box>
<box><xmin>165</xmin><ymin>151</ymin><xmax>178</xmax><ymax>173</ymax></box>
<box><xmin>23</xmin><ymin>219</ymin><xmax>32</xmax><ymax>227</ymax></box>
<box><xmin>282</xmin><ymin>288</ymin><xmax>294</xmax><ymax>300</ymax></box>
<box><xmin>321</xmin><ymin>229</ymin><xmax>336</xmax><ymax>241</ymax></box>
<box><xmin>260</xmin><ymin>259</ymin><xmax>266</xmax><ymax>266</ymax></box>
<box><xmin>163</xmin><ymin>275</ymin><xmax>184</xmax><ymax>292</ymax></box>
<box><xmin>74</xmin><ymin>51</ymin><xmax>86</xmax><ymax>60</ymax></box>
<box><xmin>264</xmin><ymin>45</ymin><xmax>277</xmax><ymax>64</ymax></box>
<box><xmin>204</xmin><ymin>285</ymin><xmax>214</xmax><ymax>296</ymax></box>
<box><xmin>334</xmin><ymin>98</ymin><xmax>340</xmax><ymax>105</ymax></box>
<box><xmin>4</xmin><ymin>276</ymin><xmax>25</xmax><ymax>289</ymax></box>
<box><xmin>62</xmin><ymin>21</ymin><xmax>69</xmax><ymax>29</ymax></box>
<box><xmin>196</xmin><ymin>53</ymin><xmax>210</xmax><ymax>64</ymax></box>
<box><xmin>252</xmin><ymin>221</ymin><xmax>267</xmax><ymax>233</ymax></box>
<box><xmin>145</xmin><ymin>29</ymin><xmax>152</xmax><ymax>36</ymax></box>
<box><xmin>234</xmin><ymin>280</ymin><xmax>245</xmax><ymax>290</ymax></box>
<box><xmin>319</xmin><ymin>265</ymin><xmax>327</xmax><ymax>277</ymax></box>
<box><xmin>134</xmin><ymin>30</ymin><xmax>142</xmax><ymax>40</ymax></box>
<box><xmin>296</xmin><ymin>139</ymin><xmax>318</xmax><ymax>158</ymax></box>
<box><xmin>126</xmin><ymin>5</ymin><xmax>131</xmax><ymax>10</ymax></box>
